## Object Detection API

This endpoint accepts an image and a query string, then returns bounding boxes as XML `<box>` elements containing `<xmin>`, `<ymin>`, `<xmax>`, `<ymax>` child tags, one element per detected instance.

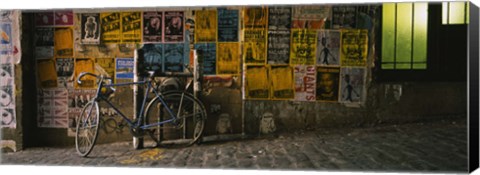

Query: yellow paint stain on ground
<box><xmin>120</xmin><ymin>148</ymin><xmax>165</xmax><ymax>165</ymax></box>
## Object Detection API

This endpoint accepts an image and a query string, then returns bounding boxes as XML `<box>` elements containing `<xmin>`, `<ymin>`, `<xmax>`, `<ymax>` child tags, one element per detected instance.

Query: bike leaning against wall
<box><xmin>75</xmin><ymin>71</ymin><xmax>207</xmax><ymax>157</ymax></box>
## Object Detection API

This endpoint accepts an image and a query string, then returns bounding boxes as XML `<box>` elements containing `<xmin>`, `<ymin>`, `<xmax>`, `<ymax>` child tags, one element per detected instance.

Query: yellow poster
<box><xmin>340</xmin><ymin>29</ymin><xmax>368</xmax><ymax>67</ymax></box>
<box><xmin>245</xmin><ymin>66</ymin><xmax>269</xmax><ymax>99</ymax></box>
<box><xmin>217</xmin><ymin>42</ymin><xmax>240</xmax><ymax>75</ymax></box>
<box><xmin>270</xmin><ymin>66</ymin><xmax>294</xmax><ymax>99</ymax></box>
<box><xmin>121</xmin><ymin>12</ymin><xmax>142</xmax><ymax>43</ymax></box>
<box><xmin>195</xmin><ymin>10</ymin><xmax>217</xmax><ymax>43</ymax></box>
<box><xmin>54</xmin><ymin>27</ymin><xmax>74</xmax><ymax>58</ymax></box>
<box><xmin>95</xmin><ymin>58</ymin><xmax>115</xmax><ymax>80</ymax></box>
<box><xmin>74</xmin><ymin>44</ymin><xmax>118</xmax><ymax>58</ymax></box>
<box><xmin>37</xmin><ymin>59</ymin><xmax>58</xmax><ymax>88</ymax></box>
<box><xmin>244</xmin><ymin>29</ymin><xmax>267</xmax><ymax>64</ymax></box>
<box><xmin>243</xmin><ymin>7</ymin><xmax>268</xmax><ymax>29</ymax></box>
<box><xmin>74</xmin><ymin>58</ymin><xmax>97</xmax><ymax>89</ymax></box>
<box><xmin>290</xmin><ymin>29</ymin><xmax>317</xmax><ymax>65</ymax></box>
<box><xmin>100</xmin><ymin>12</ymin><xmax>121</xmax><ymax>43</ymax></box>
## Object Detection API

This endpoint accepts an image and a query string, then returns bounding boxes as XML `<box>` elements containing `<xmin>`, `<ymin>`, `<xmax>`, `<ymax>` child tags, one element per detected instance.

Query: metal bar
<box><xmin>411</xmin><ymin>3</ymin><xmax>415</xmax><ymax>69</ymax></box>
<box><xmin>99</xmin><ymin>95</ymin><xmax>135</xmax><ymax>126</ymax></box>
<box><xmin>394</xmin><ymin>3</ymin><xmax>398</xmax><ymax>69</ymax></box>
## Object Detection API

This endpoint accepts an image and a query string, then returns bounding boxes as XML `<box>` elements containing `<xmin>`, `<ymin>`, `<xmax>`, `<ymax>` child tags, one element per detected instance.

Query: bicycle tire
<box><xmin>144</xmin><ymin>91</ymin><xmax>206</xmax><ymax>147</ymax></box>
<box><xmin>75</xmin><ymin>101</ymin><xmax>100</xmax><ymax>157</ymax></box>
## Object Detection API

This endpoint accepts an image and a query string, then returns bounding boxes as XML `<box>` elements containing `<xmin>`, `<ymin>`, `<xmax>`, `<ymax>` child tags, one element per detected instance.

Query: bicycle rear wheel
<box><xmin>75</xmin><ymin>101</ymin><xmax>100</xmax><ymax>157</ymax></box>
<box><xmin>144</xmin><ymin>91</ymin><xmax>206</xmax><ymax>147</ymax></box>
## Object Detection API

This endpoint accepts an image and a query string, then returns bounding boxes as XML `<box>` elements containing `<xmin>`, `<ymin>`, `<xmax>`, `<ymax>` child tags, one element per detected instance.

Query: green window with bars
<box><xmin>442</xmin><ymin>1</ymin><xmax>469</xmax><ymax>25</ymax></box>
<box><xmin>381</xmin><ymin>3</ymin><xmax>428</xmax><ymax>70</ymax></box>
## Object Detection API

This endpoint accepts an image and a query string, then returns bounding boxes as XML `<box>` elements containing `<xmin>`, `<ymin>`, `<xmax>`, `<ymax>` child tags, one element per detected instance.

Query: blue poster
<box><xmin>163</xmin><ymin>43</ymin><xmax>184</xmax><ymax>72</ymax></box>
<box><xmin>0</xmin><ymin>23</ymin><xmax>13</xmax><ymax>55</ymax></box>
<box><xmin>115</xmin><ymin>58</ymin><xmax>134</xmax><ymax>79</ymax></box>
<box><xmin>142</xmin><ymin>44</ymin><xmax>163</xmax><ymax>72</ymax></box>
<box><xmin>194</xmin><ymin>43</ymin><xmax>216</xmax><ymax>75</ymax></box>
<box><xmin>217</xmin><ymin>8</ymin><xmax>239</xmax><ymax>42</ymax></box>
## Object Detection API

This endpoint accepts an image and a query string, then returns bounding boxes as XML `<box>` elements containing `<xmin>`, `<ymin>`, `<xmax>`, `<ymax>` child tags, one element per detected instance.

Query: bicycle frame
<box><xmin>92</xmin><ymin>77</ymin><xmax>180</xmax><ymax>131</ymax></box>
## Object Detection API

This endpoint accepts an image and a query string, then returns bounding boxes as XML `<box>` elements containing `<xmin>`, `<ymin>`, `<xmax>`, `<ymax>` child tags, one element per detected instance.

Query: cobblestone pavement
<box><xmin>0</xmin><ymin>119</ymin><xmax>468</xmax><ymax>173</ymax></box>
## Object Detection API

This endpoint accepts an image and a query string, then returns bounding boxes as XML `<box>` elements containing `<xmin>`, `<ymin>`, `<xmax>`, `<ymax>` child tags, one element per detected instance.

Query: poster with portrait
<box><xmin>194</xmin><ymin>43</ymin><xmax>216</xmax><ymax>75</ymax></box>
<box><xmin>56</xmin><ymin>58</ymin><xmax>74</xmax><ymax>88</ymax></box>
<box><xmin>217</xmin><ymin>42</ymin><xmax>239</xmax><ymax>75</ymax></box>
<box><xmin>164</xmin><ymin>11</ymin><xmax>184</xmax><ymax>42</ymax></box>
<box><xmin>243</xmin><ymin>7</ymin><xmax>268</xmax><ymax>29</ymax></box>
<box><xmin>292</xmin><ymin>6</ymin><xmax>331</xmax><ymax>29</ymax></box>
<box><xmin>80</xmin><ymin>13</ymin><xmax>100</xmax><ymax>44</ymax></box>
<box><xmin>294</xmin><ymin>65</ymin><xmax>316</xmax><ymax>101</ymax></box>
<box><xmin>54</xmin><ymin>11</ymin><xmax>73</xmax><ymax>26</ymax></box>
<box><xmin>339</xmin><ymin>67</ymin><xmax>365</xmax><ymax>103</ymax></box>
<box><xmin>267</xmin><ymin>30</ymin><xmax>290</xmax><ymax>65</ymax></box>
<box><xmin>290</xmin><ymin>29</ymin><xmax>317</xmax><ymax>65</ymax></box>
<box><xmin>54</xmin><ymin>27</ymin><xmax>74</xmax><ymax>57</ymax></box>
<box><xmin>143</xmin><ymin>12</ymin><xmax>162</xmax><ymax>43</ymax></box>
<box><xmin>35</xmin><ymin>12</ymin><xmax>54</xmax><ymax>27</ymax></box>
<box><xmin>0</xmin><ymin>22</ymin><xmax>13</xmax><ymax>55</ymax></box>
<box><xmin>100</xmin><ymin>12</ymin><xmax>121</xmax><ymax>43</ymax></box>
<box><xmin>195</xmin><ymin>10</ymin><xmax>217</xmax><ymax>43</ymax></box>
<box><xmin>95</xmin><ymin>57</ymin><xmax>115</xmax><ymax>80</ymax></box>
<box><xmin>245</xmin><ymin>65</ymin><xmax>269</xmax><ymax>99</ymax></box>
<box><xmin>218</xmin><ymin>8</ymin><xmax>239</xmax><ymax>42</ymax></box>
<box><xmin>115</xmin><ymin>58</ymin><xmax>134</xmax><ymax>81</ymax></box>
<box><xmin>317</xmin><ymin>30</ymin><xmax>341</xmax><ymax>66</ymax></box>
<box><xmin>74</xmin><ymin>58</ymin><xmax>96</xmax><ymax>88</ymax></box>
<box><xmin>141</xmin><ymin>44</ymin><xmax>164</xmax><ymax>72</ymax></box>
<box><xmin>340</xmin><ymin>29</ymin><xmax>368</xmax><ymax>67</ymax></box>
<box><xmin>316</xmin><ymin>67</ymin><xmax>340</xmax><ymax>102</ymax></box>
<box><xmin>244</xmin><ymin>29</ymin><xmax>266</xmax><ymax>64</ymax></box>
<box><xmin>270</xmin><ymin>66</ymin><xmax>294</xmax><ymax>99</ymax></box>
<box><xmin>37</xmin><ymin>88</ymin><xmax>68</xmax><ymax>128</ymax></box>
<box><xmin>121</xmin><ymin>12</ymin><xmax>142</xmax><ymax>43</ymax></box>
<box><xmin>37</xmin><ymin>59</ymin><xmax>58</xmax><ymax>88</ymax></box>
<box><xmin>332</xmin><ymin>6</ymin><xmax>357</xmax><ymax>29</ymax></box>
<box><xmin>268</xmin><ymin>7</ymin><xmax>291</xmax><ymax>31</ymax></box>
<box><xmin>163</xmin><ymin>43</ymin><xmax>185</xmax><ymax>72</ymax></box>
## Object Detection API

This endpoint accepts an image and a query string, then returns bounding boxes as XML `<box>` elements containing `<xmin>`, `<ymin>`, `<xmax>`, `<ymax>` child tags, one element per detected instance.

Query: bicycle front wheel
<box><xmin>75</xmin><ymin>101</ymin><xmax>100</xmax><ymax>157</ymax></box>
<box><xmin>145</xmin><ymin>91</ymin><xmax>206</xmax><ymax>147</ymax></box>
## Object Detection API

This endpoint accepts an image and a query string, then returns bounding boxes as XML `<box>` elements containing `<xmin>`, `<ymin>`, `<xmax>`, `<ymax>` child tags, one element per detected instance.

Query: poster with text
<box><xmin>74</xmin><ymin>58</ymin><xmax>96</xmax><ymax>88</ymax></box>
<box><xmin>54</xmin><ymin>11</ymin><xmax>74</xmax><ymax>26</ymax></box>
<box><xmin>115</xmin><ymin>58</ymin><xmax>134</xmax><ymax>80</ymax></box>
<box><xmin>339</xmin><ymin>67</ymin><xmax>365</xmax><ymax>103</ymax></box>
<box><xmin>121</xmin><ymin>12</ymin><xmax>142</xmax><ymax>43</ymax></box>
<box><xmin>332</xmin><ymin>6</ymin><xmax>357</xmax><ymax>29</ymax></box>
<box><xmin>270</xmin><ymin>66</ymin><xmax>294</xmax><ymax>99</ymax></box>
<box><xmin>194</xmin><ymin>43</ymin><xmax>216</xmax><ymax>75</ymax></box>
<box><xmin>317</xmin><ymin>30</ymin><xmax>341</xmax><ymax>66</ymax></box>
<box><xmin>142</xmin><ymin>44</ymin><xmax>164</xmax><ymax>72</ymax></box>
<box><xmin>267</xmin><ymin>30</ymin><xmax>290</xmax><ymax>65</ymax></box>
<box><xmin>35</xmin><ymin>12</ymin><xmax>54</xmax><ymax>27</ymax></box>
<box><xmin>243</xmin><ymin>7</ymin><xmax>268</xmax><ymax>29</ymax></box>
<box><xmin>143</xmin><ymin>12</ymin><xmax>163</xmax><ymax>43</ymax></box>
<box><xmin>81</xmin><ymin>13</ymin><xmax>101</xmax><ymax>44</ymax></box>
<box><xmin>0</xmin><ymin>23</ymin><xmax>13</xmax><ymax>55</ymax></box>
<box><xmin>290</xmin><ymin>29</ymin><xmax>317</xmax><ymax>65</ymax></box>
<box><xmin>340</xmin><ymin>29</ymin><xmax>368</xmax><ymax>67</ymax></box>
<box><xmin>195</xmin><ymin>10</ymin><xmax>217</xmax><ymax>43</ymax></box>
<box><xmin>74</xmin><ymin>44</ymin><xmax>117</xmax><ymax>58</ymax></box>
<box><xmin>54</xmin><ymin>27</ymin><xmax>74</xmax><ymax>57</ymax></box>
<box><xmin>218</xmin><ymin>8</ymin><xmax>239</xmax><ymax>42</ymax></box>
<box><xmin>37</xmin><ymin>59</ymin><xmax>58</xmax><ymax>88</ymax></box>
<box><xmin>95</xmin><ymin>58</ymin><xmax>115</xmax><ymax>81</ymax></box>
<box><xmin>268</xmin><ymin>7</ymin><xmax>291</xmax><ymax>31</ymax></box>
<box><xmin>164</xmin><ymin>11</ymin><xmax>184</xmax><ymax>42</ymax></box>
<box><xmin>245</xmin><ymin>66</ymin><xmax>269</xmax><ymax>99</ymax></box>
<box><xmin>100</xmin><ymin>12</ymin><xmax>121</xmax><ymax>43</ymax></box>
<box><xmin>292</xmin><ymin>6</ymin><xmax>330</xmax><ymax>29</ymax></box>
<box><xmin>316</xmin><ymin>67</ymin><xmax>340</xmax><ymax>102</ymax></box>
<box><xmin>56</xmin><ymin>58</ymin><xmax>74</xmax><ymax>88</ymax></box>
<box><xmin>67</xmin><ymin>88</ymin><xmax>97</xmax><ymax>134</ymax></box>
<box><xmin>163</xmin><ymin>43</ymin><xmax>184</xmax><ymax>72</ymax></box>
<box><xmin>37</xmin><ymin>88</ymin><xmax>68</xmax><ymax>128</ymax></box>
<box><xmin>244</xmin><ymin>29</ymin><xmax>266</xmax><ymax>64</ymax></box>
<box><xmin>294</xmin><ymin>65</ymin><xmax>316</xmax><ymax>101</ymax></box>
<box><xmin>217</xmin><ymin>42</ymin><xmax>239</xmax><ymax>75</ymax></box>
<box><xmin>0</xmin><ymin>54</ymin><xmax>15</xmax><ymax>128</ymax></box>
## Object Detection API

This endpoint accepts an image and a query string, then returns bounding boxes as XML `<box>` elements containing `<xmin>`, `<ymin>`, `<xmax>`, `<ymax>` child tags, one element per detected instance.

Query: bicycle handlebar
<box><xmin>77</xmin><ymin>72</ymin><xmax>112</xmax><ymax>85</ymax></box>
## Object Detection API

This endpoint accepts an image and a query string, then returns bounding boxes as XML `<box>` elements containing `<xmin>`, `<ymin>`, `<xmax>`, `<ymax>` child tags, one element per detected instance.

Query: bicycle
<box><xmin>75</xmin><ymin>71</ymin><xmax>207</xmax><ymax>157</ymax></box>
